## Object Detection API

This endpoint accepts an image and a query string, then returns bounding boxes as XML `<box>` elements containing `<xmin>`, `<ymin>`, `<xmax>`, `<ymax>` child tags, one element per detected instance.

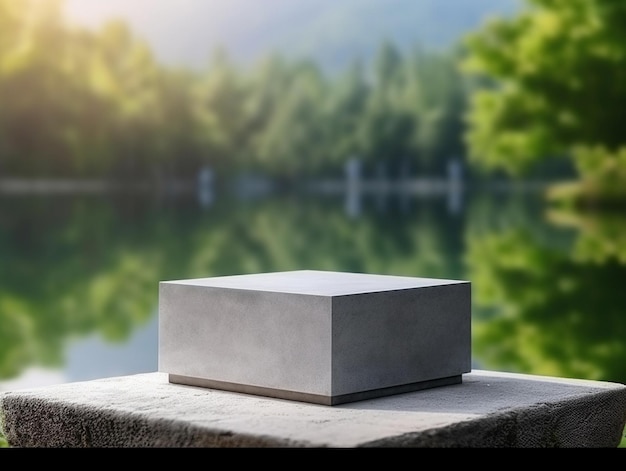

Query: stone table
<box><xmin>1</xmin><ymin>369</ymin><xmax>625</xmax><ymax>447</ymax></box>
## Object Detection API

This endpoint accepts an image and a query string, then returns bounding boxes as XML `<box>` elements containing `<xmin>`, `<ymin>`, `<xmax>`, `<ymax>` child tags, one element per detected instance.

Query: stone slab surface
<box><xmin>159</xmin><ymin>270</ymin><xmax>471</xmax><ymax>404</ymax></box>
<box><xmin>2</xmin><ymin>369</ymin><xmax>625</xmax><ymax>447</ymax></box>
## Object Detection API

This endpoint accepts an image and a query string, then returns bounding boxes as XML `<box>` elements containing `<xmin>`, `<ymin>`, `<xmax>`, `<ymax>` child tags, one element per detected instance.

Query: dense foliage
<box><xmin>463</xmin><ymin>0</ymin><xmax>626</xmax><ymax>202</ymax></box>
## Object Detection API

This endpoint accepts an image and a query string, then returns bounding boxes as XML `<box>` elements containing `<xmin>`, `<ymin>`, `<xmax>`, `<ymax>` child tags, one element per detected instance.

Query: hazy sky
<box><xmin>64</xmin><ymin>0</ymin><xmax>272</xmax><ymax>66</ymax></box>
<box><xmin>63</xmin><ymin>0</ymin><xmax>347</xmax><ymax>67</ymax></box>
<box><xmin>63</xmin><ymin>0</ymin><xmax>520</xmax><ymax>70</ymax></box>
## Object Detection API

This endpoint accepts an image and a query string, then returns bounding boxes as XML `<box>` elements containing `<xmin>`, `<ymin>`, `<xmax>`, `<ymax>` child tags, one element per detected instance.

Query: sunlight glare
<box><xmin>63</xmin><ymin>0</ymin><xmax>225</xmax><ymax>28</ymax></box>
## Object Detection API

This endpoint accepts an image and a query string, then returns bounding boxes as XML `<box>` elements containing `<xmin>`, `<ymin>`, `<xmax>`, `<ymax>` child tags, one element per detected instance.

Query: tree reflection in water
<box><xmin>1</xmin><ymin>189</ymin><xmax>625</xmax><ymax>388</ymax></box>
<box><xmin>468</xmin><ymin>195</ymin><xmax>626</xmax><ymax>384</ymax></box>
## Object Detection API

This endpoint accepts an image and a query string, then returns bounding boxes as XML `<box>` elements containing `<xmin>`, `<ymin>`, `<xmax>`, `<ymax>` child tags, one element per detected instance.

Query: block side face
<box><xmin>159</xmin><ymin>283</ymin><xmax>332</xmax><ymax>395</ymax></box>
<box><xmin>331</xmin><ymin>282</ymin><xmax>471</xmax><ymax>396</ymax></box>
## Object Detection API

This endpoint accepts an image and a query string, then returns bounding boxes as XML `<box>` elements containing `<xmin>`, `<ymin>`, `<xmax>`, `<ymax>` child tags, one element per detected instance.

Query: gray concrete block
<box><xmin>158</xmin><ymin>270</ymin><xmax>471</xmax><ymax>405</ymax></box>
<box><xmin>2</xmin><ymin>370</ymin><xmax>625</xmax><ymax>447</ymax></box>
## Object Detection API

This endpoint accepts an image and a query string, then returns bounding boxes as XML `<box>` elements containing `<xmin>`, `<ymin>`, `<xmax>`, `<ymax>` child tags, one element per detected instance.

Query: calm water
<box><xmin>1</xmin><ymin>184</ymin><xmax>625</xmax><ymax>391</ymax></box>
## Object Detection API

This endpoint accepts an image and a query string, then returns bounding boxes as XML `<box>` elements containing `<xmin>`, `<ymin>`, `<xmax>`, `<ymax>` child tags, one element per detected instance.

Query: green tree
<box><xmin>253</xmin><ymin>59</ymin><xmax>329</xmax><ymax>180</ymax></box>
<box><xmin>407</xmin><ymin>47</ymin><xmax>467</xmax><ymax>174</ymax></box>
<box><xmin>0</xmin><ymin>1</ymin><xmax>172</xmax><ymax>179</ymax></box>
<box><xmin>0</xmin><ymin>0</ymin><xmax>78</xmax><ymax>176</ymax></box>
<box><xmin>195</xmin><ymin>48</ymin><xmax>250</xmax><ymax>176</ymax></box>
<box><xmin>358</xmin><ymin>41</ymin><xmax>417</xmax><ymax>177</ymax></box>
<box><xmin>90</xmin><ymin>20</ymin><xmax>164</xmax><ymax>178</ymax></box>
<box><xmin>149</xmin><ymin>68</ymin><xmax>211</xmax><ymax>180</ymax></box>
<box><xmin>323</xmin><ymin>59</ymin><xmax>370</xmax><ymax>172</ymax></box>
<box><xmin>463</xmin><ymin>0</ymin><xmax>626</xmax><ymax>200</ymax></box>
<box><xmin>242</xmin><ymin>54</ymin><xmax>291</xmax><ymax>173</ymax></box>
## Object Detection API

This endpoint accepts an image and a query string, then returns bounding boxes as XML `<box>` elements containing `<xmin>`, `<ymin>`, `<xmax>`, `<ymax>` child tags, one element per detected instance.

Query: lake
<box><xmin>1</xmin><ymin>181</ymin><xmax>625</xmax><ymax>391</ymax></box>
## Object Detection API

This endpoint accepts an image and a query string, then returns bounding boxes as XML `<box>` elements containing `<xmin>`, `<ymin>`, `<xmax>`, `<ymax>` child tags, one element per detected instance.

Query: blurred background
<box><xmin>1</xmin><ymin>0</ymin><xmax>625</xmax><ymax>402</ymax></box>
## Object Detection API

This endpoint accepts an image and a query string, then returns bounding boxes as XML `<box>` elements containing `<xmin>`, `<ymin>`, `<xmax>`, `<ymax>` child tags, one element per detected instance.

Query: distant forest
<box><xmin>4</xmin><ymin>0</ymin><xmax>625</xmax><ymax>204</ymax></box>
<box><xmin>0</xmin><ymin>0</ymin><xmax>473</xmax><ymax>183</ymax></box>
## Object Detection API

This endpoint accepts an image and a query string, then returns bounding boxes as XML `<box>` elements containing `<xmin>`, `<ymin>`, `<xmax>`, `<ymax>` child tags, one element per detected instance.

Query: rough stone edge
<box><xmin>359</xmin><ymin>388</ymin><xmax>626</xmax><ymax>448</ymax></box>
<box><xmin>0</xmin><ymin>394</ymin><xmax>316</xmax><ymax>448</ymax></box>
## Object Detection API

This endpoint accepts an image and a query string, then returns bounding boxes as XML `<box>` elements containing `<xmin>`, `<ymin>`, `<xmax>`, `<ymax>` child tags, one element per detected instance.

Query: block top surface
<box><xmin>161</xmin><ymin>270</ymin><xmax>468</xmax><ymax>297</ymax></box>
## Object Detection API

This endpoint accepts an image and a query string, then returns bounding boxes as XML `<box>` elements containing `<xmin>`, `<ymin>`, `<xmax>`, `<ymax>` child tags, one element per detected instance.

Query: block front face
<box><xmin>159</xmin><ymin>282</ymin><xmax>332</xmax><ymax>396</ymax></box>
<box><xmin>331</xmin><ymin>283</ymin><xmax>471</xmax><ymax>396</ymax></box>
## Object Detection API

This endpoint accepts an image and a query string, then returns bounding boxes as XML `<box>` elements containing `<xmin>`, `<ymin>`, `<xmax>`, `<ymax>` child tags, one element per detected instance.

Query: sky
<box><xmin>63</xmin><ymin>0</ymin><xmax>348</xmax><ymax>68</ymax></box>
<box><xmin>63</xmin><ymin>0</ymin><xmax>266</xmax><ymax>67</ymax></box>
<box><xmin>63</xmin><ymin>0</ymin><xmax>521</xmax><ymax>70</ymax></box>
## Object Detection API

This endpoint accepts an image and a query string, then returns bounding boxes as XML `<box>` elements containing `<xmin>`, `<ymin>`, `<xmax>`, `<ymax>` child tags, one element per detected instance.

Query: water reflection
<box><xmin>197</xmin><ymin>166</ymin><xmax>215</xmax><ymax>209</ymax></box>
<box><xmin>468</xmin><ymin>195</ymin><xmax>626</xmax><ymax>383</ymax></box>
<box><xmin>340</xmin><ymin>157</ymin><xmax>465</xmax><ymax>219</ymax></box>
<box><xmin>0</xmin><ymin>187</ymin><xmax>625</xmax><ymax>389</ymax></box>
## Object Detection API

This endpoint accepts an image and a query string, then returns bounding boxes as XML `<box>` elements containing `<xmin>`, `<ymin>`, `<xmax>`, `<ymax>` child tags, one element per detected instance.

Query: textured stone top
<box><xmin>161</xmin><ymin>270</ymin><xmax>469</xmax><ymax>297</ymax></box>
<box><xmin>2</xmin><ymin>370</ymin><xmax>625</xmax><ymax>447</ymax></box>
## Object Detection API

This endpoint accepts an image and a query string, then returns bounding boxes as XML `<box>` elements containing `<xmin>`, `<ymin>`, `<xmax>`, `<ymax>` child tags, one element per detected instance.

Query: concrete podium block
<box><xmin>158</xmin><ymin>270</ymin><xmax>471</xmax><ymax>405</ymax></box>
